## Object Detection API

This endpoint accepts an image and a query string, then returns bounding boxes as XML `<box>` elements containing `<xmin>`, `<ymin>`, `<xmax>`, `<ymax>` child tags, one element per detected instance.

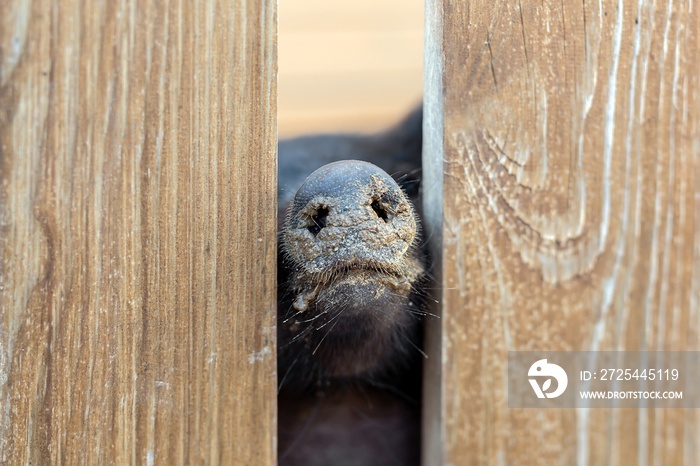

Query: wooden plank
<box><xmin>0</xmin><ymin>0</ymin><xmax>277</xmax><ymax>464</ymax></box>
<box><xmin>423</xmin><ymin>0</ymin><xmax>700</xmax><ymax>464</ymax></box>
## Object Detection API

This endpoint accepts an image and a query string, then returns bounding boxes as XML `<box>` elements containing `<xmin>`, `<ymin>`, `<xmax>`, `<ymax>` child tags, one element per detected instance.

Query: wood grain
<box><xmin>0</xmin><ymin>0</ymin><xmax>277</xmax><ymax>464</ymax></box>
<box><xmin>423</xmin><ymin>0</ymin><xmax>700</xmax><ymax>464</ymax></box>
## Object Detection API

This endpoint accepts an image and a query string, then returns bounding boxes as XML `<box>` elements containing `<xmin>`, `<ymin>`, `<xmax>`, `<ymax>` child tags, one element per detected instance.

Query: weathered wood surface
<box><xmin>0</xmin><ymin>0</ymin><xmax>277</xmax><ymax>464</ymax></box>
<box><xmin>424</xmin><ymin>0</ymin><xmax>700</xmax><ymax>464</ymax></box>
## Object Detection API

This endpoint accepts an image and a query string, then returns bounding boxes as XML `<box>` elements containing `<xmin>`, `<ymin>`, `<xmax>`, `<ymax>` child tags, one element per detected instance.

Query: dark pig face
<box><xmin>281</xmin><ymin>160</ymin><xmax>424</xmax><ymax>379</ymax></box>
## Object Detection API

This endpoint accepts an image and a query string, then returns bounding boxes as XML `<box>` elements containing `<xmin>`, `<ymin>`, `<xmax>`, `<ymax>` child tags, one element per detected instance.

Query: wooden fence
<box><xmin>423</xmin><ymin>0</ymin><xmax>700</xmax><ymax>465</ymax></box>
<box><xmin>1</xmin><ymin>0</ymin><xmax>277</xmax><ymax>463</ymax></box>
<box><xmin>2</xmin><ymin>0</ymin><xmax>699</xmax><ymax>464</ymax></box>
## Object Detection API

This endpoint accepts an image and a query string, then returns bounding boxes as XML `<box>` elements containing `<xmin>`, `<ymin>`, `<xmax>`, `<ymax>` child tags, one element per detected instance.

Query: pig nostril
<box><xmin>308</xmin><ymin>207</ymin><xmax>329</xmax><ymax>236</ymax></box>
<box><xmin>371</xmin><ymin>200</ymin><xmax>389</xmax><ymax>223</ymax></box>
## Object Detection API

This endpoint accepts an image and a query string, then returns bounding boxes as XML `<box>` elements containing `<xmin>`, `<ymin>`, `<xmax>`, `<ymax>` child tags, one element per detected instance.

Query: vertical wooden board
<box><xmin>424</xmin><ymin>0</ymin><xmax>700</xmax><ymax>464</ymax></box>
<box><xmin>0</xmin><ymin>0</ymin><xmax>277</xmax><ymax>464</ymax></box>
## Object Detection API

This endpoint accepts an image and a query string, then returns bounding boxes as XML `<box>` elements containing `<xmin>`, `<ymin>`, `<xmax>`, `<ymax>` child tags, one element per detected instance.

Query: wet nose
<box><xmin>283</xmin><ymin>160</ymin><xmax>418</xmax><ymax>274</ymax></box>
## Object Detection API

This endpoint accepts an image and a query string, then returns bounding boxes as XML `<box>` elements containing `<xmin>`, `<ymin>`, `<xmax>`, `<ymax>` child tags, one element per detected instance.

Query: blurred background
<box><xmin>278</xmin><ymin>0</ymin><xmax>424</xmax><ymax>137</ymax></box>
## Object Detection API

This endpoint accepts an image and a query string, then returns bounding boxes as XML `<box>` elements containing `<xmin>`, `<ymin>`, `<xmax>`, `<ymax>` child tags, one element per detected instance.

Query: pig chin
<box><xmin>312</xmin><ymin>269</ymin><xmax>412</xmax><ymax>332</ymax></box>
